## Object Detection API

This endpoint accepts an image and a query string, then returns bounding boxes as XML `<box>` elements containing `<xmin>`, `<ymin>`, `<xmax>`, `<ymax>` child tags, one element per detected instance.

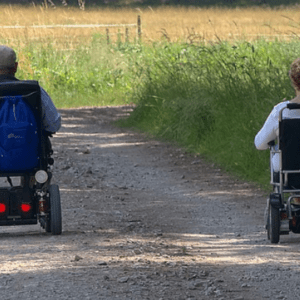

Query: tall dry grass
<box><xmin>1</xmin><ymin>5</ymin><xmax>300</xmax><ymax>44</ymax></box>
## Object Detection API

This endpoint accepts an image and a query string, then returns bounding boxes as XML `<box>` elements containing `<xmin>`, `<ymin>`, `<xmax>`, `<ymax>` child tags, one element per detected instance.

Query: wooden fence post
<box><xmin>117</xmin><ymin>28</ymin><xmax>121</xmax><ymax>44</ymax></box>
<box><xmin>137</xmin><ymin>15</ymin><xmax>141</xmax><ymax>43</ymax></box>
<box><xmin>106</xmin><ymin>28</ymin><xmax>110</xmax><ymax>44</ymax></box>
<box><xmin>125</xmin><ymin>27</ymin><xmax>129</xmax><ymax>43</ymax></box>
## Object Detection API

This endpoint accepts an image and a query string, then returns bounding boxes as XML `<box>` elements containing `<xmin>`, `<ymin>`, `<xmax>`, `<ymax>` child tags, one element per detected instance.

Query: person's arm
<box><xmin>254</xmin><ymin>102</ymin><xmax>286</xmax><ymax>150</ymax></box>
<box><xmin>40</xmin><ymin>87</ymin><xmax>61</xmax><ymax>133</ymax></box>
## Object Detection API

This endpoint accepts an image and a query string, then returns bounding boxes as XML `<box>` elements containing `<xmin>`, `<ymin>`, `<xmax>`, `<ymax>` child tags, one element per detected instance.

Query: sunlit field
<box><xmin>1</xmin><ymin>5</ymin><xmax>300</xmax><ymax>44</ymax></box>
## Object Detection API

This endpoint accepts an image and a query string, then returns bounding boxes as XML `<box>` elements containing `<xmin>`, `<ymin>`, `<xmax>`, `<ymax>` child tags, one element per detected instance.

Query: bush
<box><xmin>121</xmin><ymin>39</ymin><xmax>300</xmax><ymax>187</ymax></box>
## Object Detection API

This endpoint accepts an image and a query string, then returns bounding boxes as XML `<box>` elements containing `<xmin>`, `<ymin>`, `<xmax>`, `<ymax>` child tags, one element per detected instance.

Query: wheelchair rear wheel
<box><xmin>269</xmin><ymin>205</ymin><xmax>280</xmax><ymax>244</ymax></box>
<box><xmin>265</xmin><ymin>205</ymin><xmax>270</xmax><ymax>240</ymax></box>
<box><xmin>48</xmin><ymin>184</ymin><xmax>62</xmax><ymax>235</ymax></box>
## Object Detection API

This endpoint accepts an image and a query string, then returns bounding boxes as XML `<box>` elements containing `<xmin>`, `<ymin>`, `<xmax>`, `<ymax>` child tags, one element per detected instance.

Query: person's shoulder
<box><xmin>40</xmin><ymin>87</ymin><xmax>51</xmax><ymax>98</ymax></box>
<box><xmin>272</xmin><ymin>100</ymin><xmax>289</xmax><ymax>113</ymax></box>
<box><xmin>267</xmin><ymin>100</ymin><xmax>289</xmax><ymax>120</ymax></box>
<box><xmin>274</xmin><ymin>100</ymin><xmax>289</xmax><ymax>109</ymax></box>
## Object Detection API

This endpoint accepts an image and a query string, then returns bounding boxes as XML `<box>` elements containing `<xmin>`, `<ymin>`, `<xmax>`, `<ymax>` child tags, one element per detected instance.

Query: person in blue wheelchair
<box><xmin>0</xmin><ymin>45</ymin><xmax>62</xmax><ymax>234</ymax></box>
<box><xmin>255</xmin><ymin>58</ymin><xmax>300</xmax><ymax>243</ymax></box>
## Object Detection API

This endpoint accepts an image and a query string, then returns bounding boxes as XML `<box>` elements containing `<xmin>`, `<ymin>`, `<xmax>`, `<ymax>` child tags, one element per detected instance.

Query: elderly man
<box><xmin>0</xmin><ymin>45</ymin><xmax>61</xmax><ymax>133</ymax></box>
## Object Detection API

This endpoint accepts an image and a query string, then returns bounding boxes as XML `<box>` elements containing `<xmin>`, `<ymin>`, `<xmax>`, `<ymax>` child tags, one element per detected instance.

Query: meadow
<box><xmin>1</xmin><ymin>5</ymin><xmax>300</xmax><ymax>42</ymax></box>
<box><xmin>3</xmin><ymin>4</ymin><xmax>300</xmax><ymax>188</ymax></box>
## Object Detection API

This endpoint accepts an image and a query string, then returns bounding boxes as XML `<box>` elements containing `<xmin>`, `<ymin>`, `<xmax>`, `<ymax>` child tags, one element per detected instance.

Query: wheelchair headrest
<box><xmin>0</xmin><ymin>80</ymin><xmax>40</xmax><ymax>97</ymax></box>
<box><xmin>0</xmin><ymin>81</ymin><xmax>41</xmax><ymax>111</ymax></box>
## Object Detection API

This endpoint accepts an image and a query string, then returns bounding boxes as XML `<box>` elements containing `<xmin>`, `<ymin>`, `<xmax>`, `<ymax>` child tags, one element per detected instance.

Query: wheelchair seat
<box><xmin>267</xmin><ymin>103</ymin><xmax>300</xmax><ymax>243</ymax></box>
<box><xmin>0</xmin><ymin>80</ymin><xmax>62</xmax><ymax>235</ymax></box>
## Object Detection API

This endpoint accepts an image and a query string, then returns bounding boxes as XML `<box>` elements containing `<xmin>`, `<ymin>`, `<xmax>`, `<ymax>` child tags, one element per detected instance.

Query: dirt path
<box><xmin>1</xmin><ymin>106</ymin><xmax>300</xmax><ymax>300</ymax></box>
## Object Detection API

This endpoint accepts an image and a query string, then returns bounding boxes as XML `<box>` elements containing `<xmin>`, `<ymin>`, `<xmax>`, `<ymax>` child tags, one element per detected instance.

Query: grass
<box><xmin>12</xmin><ymin>36</ymin><xmax>142</xmax><ymax>107</ymax></box>
<box><xmin>118</xmin><ymin>39</ymin><xmax>300</xmax><ymax>189</ymax></box>
<box><xmin>2</xmin><ymin>5</ymin><xmax>300</xmax><ymax>43</ymax></box>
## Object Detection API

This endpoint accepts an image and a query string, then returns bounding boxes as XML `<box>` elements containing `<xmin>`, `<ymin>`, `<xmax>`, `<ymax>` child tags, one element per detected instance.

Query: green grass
<box><xmin>12</xmin><ymin>35</ymin><xmax>142</xmax><ymax>108</ymax></box>
<box><xmin>117</xmin><ymin>39</ymin><xmax>300</xmax><ymax>189</ymax></box>
<box><xmin>9</xmin><ymin>36</ymin><xmax>300</xmax><ymax>189</ymax></box>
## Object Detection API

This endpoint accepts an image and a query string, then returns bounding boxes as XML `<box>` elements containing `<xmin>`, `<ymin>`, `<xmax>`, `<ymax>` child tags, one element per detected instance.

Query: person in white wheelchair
<box><xmin>255</xmin><ymin>58</ymin><xmax>300</xmax><ymax>170</ymax></box>
<box><xmin>255</xmin><ymin>58</ymin><xmax>300</xmax><ymax>243</ymax></box>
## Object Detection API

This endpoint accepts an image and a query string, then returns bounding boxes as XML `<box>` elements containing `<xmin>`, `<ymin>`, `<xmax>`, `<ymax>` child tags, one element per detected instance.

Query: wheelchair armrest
<box><xmin>268</xmin><ymin>140</ymin><xmax>276</xmax><ymax>147</ymax></box>
<box><xmin>287</xmin><ymin>103</ymin><xmax>300</xmax><ymax>110</ymax></box>
<box><xmin>43</xmin><ymin>130</ymin><xmax>55</xmax><ymax>138</ymax></box>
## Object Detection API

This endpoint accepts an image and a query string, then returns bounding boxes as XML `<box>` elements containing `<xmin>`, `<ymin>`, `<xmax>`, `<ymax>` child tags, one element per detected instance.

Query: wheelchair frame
<box><xmin>0</xmin><ymin>80</ymin><xmax>62</xmax><ymax>235</ymax></box>
<box><xmin>268</xmin><ymin>103</ymin><xmax>300</xmax><ymax>243</ymax></box>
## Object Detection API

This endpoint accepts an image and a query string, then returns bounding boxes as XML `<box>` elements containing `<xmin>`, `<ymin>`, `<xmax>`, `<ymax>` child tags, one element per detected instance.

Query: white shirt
<box><xmin>255</xmin><ymin>100</ymin><xmax>300</xmax><ymax>171</ymax></box>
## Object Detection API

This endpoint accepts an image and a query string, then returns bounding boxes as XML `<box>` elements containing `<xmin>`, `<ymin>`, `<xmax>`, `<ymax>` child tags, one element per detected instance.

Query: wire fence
<box><xmin>0</xmin><ymin>15</ymin><xmax>141</xmax><ymax>45</ymax></box>
<box><xmin>2</xmin><ymin>15</ymin><xmax>295</xmax><ymax>45</ymax></box>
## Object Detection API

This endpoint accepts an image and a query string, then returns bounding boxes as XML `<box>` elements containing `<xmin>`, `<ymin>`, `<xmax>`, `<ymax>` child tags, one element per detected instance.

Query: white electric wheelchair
<box><xmin>267</xmin><ymin>103</ymin><xmax>300</xmax><ymax>243</ymax></box>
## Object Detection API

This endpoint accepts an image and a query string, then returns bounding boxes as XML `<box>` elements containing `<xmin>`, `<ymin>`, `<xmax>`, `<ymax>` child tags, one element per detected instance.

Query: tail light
<box><xmin>12</xmin><ymin>188</ymin><xmax>34</xmax><ymax>218</ymax></box>
<box><xmin>19</xmin><ymin>202</ymin><xmax>33</xmax><ymax>218</ymax></box>
<box><xmin>21</xmin><ymin>203</ymin><xmax>32</xmax><ymax>213</ymax></box>
<box><xmin>0</xmin><ymin>203</ymin><xmax>6</xmax><ymax>215</ymax></box>
<box><xmin>0</xmin><ymin>190</ymin><xmax>9</xmax><ymax>219</ymax></box>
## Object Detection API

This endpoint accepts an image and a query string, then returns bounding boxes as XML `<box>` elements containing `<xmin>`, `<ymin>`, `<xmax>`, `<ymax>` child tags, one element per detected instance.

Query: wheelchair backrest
<box><xmin>279</xmin><ymin>108</ymin><xmax>300</xmax><ymax>188</ymax></box>
<box><xmin>280</xmin><ymin>118</ymin><xmax>300</xmax><ymax>170</ymax></box>
<box><xmin>0</xmin><ymin>81</ymin><xmax>43</xmax><ymax>173</ymax></box>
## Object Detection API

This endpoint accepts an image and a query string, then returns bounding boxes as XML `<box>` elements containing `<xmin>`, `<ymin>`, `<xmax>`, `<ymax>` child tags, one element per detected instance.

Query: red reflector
<box><xmin>0</xmin><ymin>203</ymin><xmax>6</xmax><ymax>213</ymax></box>
<box><xmin>21</xmin><ymin>203</ymin><xmax>31</xmax><ymax>213</ymax></box>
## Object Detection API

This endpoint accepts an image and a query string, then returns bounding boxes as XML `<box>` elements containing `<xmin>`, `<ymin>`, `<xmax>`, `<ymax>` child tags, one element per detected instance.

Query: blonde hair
<box><xmin>289</xmin><ymin>58</ymin><xmax>300</xmax><ymax>91</ymax></box>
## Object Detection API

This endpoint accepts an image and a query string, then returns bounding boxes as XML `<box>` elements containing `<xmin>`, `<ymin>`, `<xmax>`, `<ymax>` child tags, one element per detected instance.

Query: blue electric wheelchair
<box><xmin>0</xmin><ymin>80</ymin><xmax>62</xmax><ymax>235</ymax></box>
<box><xmin>267</xmin><ymin>103</ymin><xmax>300</xmax><ymax>243</ymax></box>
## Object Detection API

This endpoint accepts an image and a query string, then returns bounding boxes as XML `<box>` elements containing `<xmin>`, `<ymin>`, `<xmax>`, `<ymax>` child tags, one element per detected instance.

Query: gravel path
<box><xmin>0</xmin><ymin>106</ymin><xmax>300</xmax><ymax>300</ymax></box>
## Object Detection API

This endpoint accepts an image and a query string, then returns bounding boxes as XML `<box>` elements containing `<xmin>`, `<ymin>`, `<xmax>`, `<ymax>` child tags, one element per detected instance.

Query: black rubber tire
<box><xmin>270</xmin><ymin>205</ymin><xmax>280</xmax><ymax>244</ymax></box>
<box><xmin>49</xmin><ymin>184</ymin><xmax>62</xmax><ymax>235</ymax></box>
<box><xmin>265</xmin><ymin>206</ymin><xmax>270</xmax><ymax>240</ymax></box>
<box><xmin>45</xmin><ymin>216</ymin><xmax>51</xmax><ymax>233</ymax></box>
<box><xmin>39</xmin><ymin>216</ymin><xmax>51</xmax><ymax>232</ymax></box>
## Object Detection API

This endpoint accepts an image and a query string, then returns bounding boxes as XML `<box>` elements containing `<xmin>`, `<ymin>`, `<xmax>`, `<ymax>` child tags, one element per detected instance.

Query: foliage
<box><xmin>119</xmin><ymin>39</ymin><xmax>300</xmax><ymax>188</ymax></box>
<box><xmin>14</xmin><ymin>36</ymin><xmax>141</xmax><ymax>107</ymax></box>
